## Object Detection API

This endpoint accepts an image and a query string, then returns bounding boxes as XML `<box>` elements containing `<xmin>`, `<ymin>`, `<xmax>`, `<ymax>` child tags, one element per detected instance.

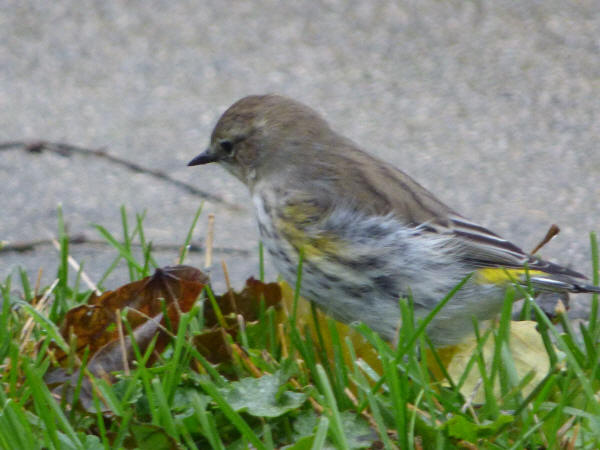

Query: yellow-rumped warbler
<box><xmin>188</xmin><ymin>94</ymin><xmax>600</xmax><ymax>346</ymax></box>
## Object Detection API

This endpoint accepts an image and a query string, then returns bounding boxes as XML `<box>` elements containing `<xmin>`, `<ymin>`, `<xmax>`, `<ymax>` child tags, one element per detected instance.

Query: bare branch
<box><xmin>0</xmin><ymin>233</ymin><xmax>250</xmax><ymax>256</ymax></box>
<box><xmin>1</xmin><ymin>140</ymin><xmax>241</xmax><ymax>210</ymax></box>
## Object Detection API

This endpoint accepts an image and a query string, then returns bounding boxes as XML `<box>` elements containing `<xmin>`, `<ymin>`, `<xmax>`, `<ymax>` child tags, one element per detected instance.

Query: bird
<box><xmin>188</xmin><ymin>94</ymin><xmax>599</xmax><ymax>346</ymax></box>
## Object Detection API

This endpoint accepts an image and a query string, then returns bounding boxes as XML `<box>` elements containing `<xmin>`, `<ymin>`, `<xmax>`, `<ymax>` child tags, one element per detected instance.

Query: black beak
<box><xmin>188</xmin><ymin>149</ymin><xmax>218</xmax><ymax>166</ymax></box>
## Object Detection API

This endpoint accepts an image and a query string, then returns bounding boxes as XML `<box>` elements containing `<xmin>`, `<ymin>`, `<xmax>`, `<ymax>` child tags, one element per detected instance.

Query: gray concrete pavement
<box><xmin>1</xmin><ymin>1</ymin><xmax>599</xmax><ymax>318</ymax></box>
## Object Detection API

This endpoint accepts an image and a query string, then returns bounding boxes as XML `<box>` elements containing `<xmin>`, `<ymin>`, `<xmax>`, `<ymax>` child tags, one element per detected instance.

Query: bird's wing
<box><xmin>294</xmin><ymin>141</ymin><xmax>591</xmax><ymax>287</ymax></box>
<box><xmin>437</xmin><ymin>214</ymin><xmax>531</xmax><ymax>267</ymax></box>
<box><xmin>332</xmin><ymin>147</ymin><xmax>587</xmax><ymax>279</ymax></box>
<box><xmin>431</xmin><ymin>214</ymin><xmax>588</xmax><ymax>281</ymax></box>
<box><xmin>421</xmin><ymin>213</ymin><xmax>600</xmax><ymax>293</ymax></box>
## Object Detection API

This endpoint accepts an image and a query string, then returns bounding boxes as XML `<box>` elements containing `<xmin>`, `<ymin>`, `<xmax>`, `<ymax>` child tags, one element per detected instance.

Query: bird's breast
<box><xmin>252</xmin><ymin>193</ymin><xmax>300</xmax><ymax>275</ymax></box>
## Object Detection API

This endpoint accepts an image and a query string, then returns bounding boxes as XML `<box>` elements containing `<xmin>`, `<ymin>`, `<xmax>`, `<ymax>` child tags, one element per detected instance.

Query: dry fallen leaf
<box><xmin>47</xmin><ymin>265</ymin><xmax>207</xmax><ymax>410</ymax></box>
<box><xmin>47</xmin><ymin>270</ymin><xmax>284</xmax><ymax>410</ymax></box>
<box><xmin>194</xmin><ymin>277</ymin><xmax>282</xmax><ymax>365</ymax></box>
<box><xmin>203</xmin><ymin>277</ymin><xmax>282</xmax><ymax>327</ymax></box>
<box><xmin>443</xmin><ymin>320</ymin><xmax>551</xmax><ymax>403</ymax></box>
<box><xmin>53</xmin><ymin>265</ymin><xmax>208</xmax><ymax>363</ymax></box>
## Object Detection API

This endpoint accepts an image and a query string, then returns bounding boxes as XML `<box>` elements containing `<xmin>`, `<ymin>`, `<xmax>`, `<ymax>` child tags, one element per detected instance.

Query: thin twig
<box><xmin>530</xmin><ymin>224</ymin><xmax>560</xmax><ymax>255</ymax></box>
<box><xmin>221</xmin><ymin>260</ymin><xmax>238</xmax><ymax>313</ymax></box>
<box><xmin>126</xmin><ymin>308</ymin><xmax>176</xmax><ymax>339</ymax></box>
<box><xmin>278</xmin><ymin>323</ymin><xmax>289</xmax><ymax>359</ymax></box>
<box><xmin>0</xmin><ymin>234</ymin><xmax>249</xmax><ymax>256</ymax></box>
<box><xmin>116</xmin><ymin>308</ymin><xmax>130</xmax><ymax>376</ymax></box>
<box><xmin>1</xmin><ymin>140</ymin><xmax>241</xmax><ymax>210</ymax></box>
<box><xmin>19</xmin><ymin>279</ymin><xmax>59</xmax><ymax>354</ymax></box>
<box><xmin>33</xmin><ymin>268</ymin><xmax>43</xmax><ymax>303</ymax></box>
<box><xmin>344</xmin><ymin>387</ymin><xmax>399</xmax><ymax>448</ymax></box>
<box><xmin>557</xmin><ymin>415</ymin><xmax>577</xmax><ymax>445</ymax></box>
<box><xmin>51</xmin><ymin>238</ymin><xmax>101</xmax><ymax>295</ymax></box>
<box><xmin>461</xmin><ymin>378</ymin><xmax>483</xmax><ymax>414</ymax></box>
<box><xmin>290</xmin><ymin>377</ymin><xmax>324</xmax><ymax>414</ymax></box>
<box><xmin>230</xmin><ymin>343</ymin><xmax>262</xmax><ymax>377</ymax></box>
<box><xmin>204</xmin><ymin>214</ymin><xmax>215</xmax><ymax>270</ymax></box>
<box><xmin>566</xmin><ymin>421</ymin><xmax>580</xmax><ymax>450</ymax></box>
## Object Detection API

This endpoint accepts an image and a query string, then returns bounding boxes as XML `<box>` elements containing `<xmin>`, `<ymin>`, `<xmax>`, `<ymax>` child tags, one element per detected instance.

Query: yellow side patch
<box><xmin>475</xmin><ymin>268</ymin><xmax>545</xmax><ymax>285</ymax></box>
<box><xmin>276</xmin><ymin>204</ymin><xmax>341</xmax><ymax>257</ymax></box>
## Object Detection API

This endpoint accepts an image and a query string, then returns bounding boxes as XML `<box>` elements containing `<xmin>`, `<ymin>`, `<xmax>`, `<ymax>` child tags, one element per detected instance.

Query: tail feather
<box><xmin>529</xmin><ymin>275</ymin><xmax>600</xmax><ymax>294</ymax></box>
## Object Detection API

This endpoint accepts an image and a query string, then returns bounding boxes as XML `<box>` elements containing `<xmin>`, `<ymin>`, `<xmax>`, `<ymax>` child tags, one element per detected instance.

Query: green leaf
<box><xmin>289</xmin><ymin>410</ymin><xmax>374</xmax><ymax>449</ymax></box>
<box><xmin>171</xmin><ymin>387</ymin><xmax>206</xmax><ymax>417</ymax></box>
<box><xmin>78</xmin><ymin>434</ymin><xmax>104</xmax><ymax>450</ymax></box>
<box><xmin>113</xmin><ymin>377</ymin><xmax>143</xmax><ymax>407</ymax></box>
<box><xmin>337</xmin><ymin>411</ymin><xmax>375</xmax><ymax>449</ymax></box>
<box><xmin>445</xmin><ymin>414</ymin><xmax>514</xmax><ymax>442</ymax></box>
<box><xmin>219</xmin><ymin>372</ymin><xmax>307</xmax><ymax>418</ymax></box>
<box><xmin>283</xmin><ymin>434</ymin><xmax>338</xmax><ymax>450</ymax></box>
<box><xmin>292</xmin><ymin>409</ymin><xmax>319</xmax><ymax>438</ymax></box>
<box><xmin>130</xmin><ymin>423</ymin><xmax>180</xmax><ymax>450</ymax></box>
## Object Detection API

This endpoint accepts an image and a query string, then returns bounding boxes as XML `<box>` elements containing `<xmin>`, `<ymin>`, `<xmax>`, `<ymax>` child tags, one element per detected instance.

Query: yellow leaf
<box><xmin>444</xmin><ymin>321</ymin><xmax>550</xmax><ymax>403</ymax></box>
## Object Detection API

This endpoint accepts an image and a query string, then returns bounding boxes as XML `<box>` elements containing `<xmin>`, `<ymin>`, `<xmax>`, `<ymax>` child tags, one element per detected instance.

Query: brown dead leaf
<box><xmin>47</xmin><ymin>270</ymin><xmax>284</xmax><ymax>410</ymax></box>
<box><xmin>193</xmin><ymin>327</ymin><xmax>234</xmax><ymax>365</ymax></box>
<box><xmin>203</xmin><ymin>277</ymin><xmax>281</xmax><ymax>327</ymax></box>
<box><xmin>194</xmin><ymin>278</ymin><xmax>282</xmax><ymax>365</ymax></box>
<box><xmin>47</xmin><ymin>265</ymin><xmax>207</xmax><ymax>411</ymax></box>
<box><xmin>54</xmin><ymin>265</ymin><xmax>207</xmax><ymax>363</ymax></box>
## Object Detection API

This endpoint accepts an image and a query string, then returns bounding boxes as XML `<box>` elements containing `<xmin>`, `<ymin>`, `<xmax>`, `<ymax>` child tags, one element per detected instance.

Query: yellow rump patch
<box><xmin>475</xmin><ymin>267</ymin><xmax>545</xmax><ymax>285</ymax></box>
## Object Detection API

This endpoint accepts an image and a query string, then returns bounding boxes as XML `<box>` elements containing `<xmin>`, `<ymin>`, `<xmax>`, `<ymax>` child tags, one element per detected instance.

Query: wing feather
<box><xmin>443</xmin><ymin>214</ymin><xmax>586</xmax><ymax>279</ymax></box>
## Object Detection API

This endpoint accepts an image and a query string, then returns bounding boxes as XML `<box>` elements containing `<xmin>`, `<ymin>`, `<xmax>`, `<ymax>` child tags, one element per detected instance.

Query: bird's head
<box><xmin>188</xmin><ymin>94</ymin><xmax>333</xmax><ymax>187</ymax></box>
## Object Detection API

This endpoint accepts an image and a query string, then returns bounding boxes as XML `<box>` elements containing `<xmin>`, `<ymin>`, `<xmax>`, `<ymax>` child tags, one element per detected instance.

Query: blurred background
<box><xmin>1</xmin><ymin>1</ymin><xmax>599</xmax><ymax>308</ymax></box>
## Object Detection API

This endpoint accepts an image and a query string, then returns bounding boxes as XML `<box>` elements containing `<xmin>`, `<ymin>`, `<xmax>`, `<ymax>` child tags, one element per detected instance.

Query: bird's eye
<box><xmin>220</xmin><ymin>140</ymin><xmax>234</xmax><ymax>154</ymax></box>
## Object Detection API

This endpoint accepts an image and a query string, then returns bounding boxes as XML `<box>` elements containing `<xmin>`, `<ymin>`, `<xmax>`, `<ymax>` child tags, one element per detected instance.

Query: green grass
<box><xmin>0</xmin><ymin>209</ymin><xmax>599</xmax><ymax>449</ymax></box>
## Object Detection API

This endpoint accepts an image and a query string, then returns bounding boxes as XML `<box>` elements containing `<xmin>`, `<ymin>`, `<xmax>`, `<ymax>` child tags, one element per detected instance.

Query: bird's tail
<box><xmin>528</xmin><ymin>274</ymin><xmax>600</xmax><ymax>294</ymax></box>
<box><xmin>525</xmin><ymin>257</ymin><xmax>600</xmax><ymax>293</ymax></box>
<box><xmin>475</xmin><ymin>264</ymin><xmax>600</xmax><ymax>294</ymax></box>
